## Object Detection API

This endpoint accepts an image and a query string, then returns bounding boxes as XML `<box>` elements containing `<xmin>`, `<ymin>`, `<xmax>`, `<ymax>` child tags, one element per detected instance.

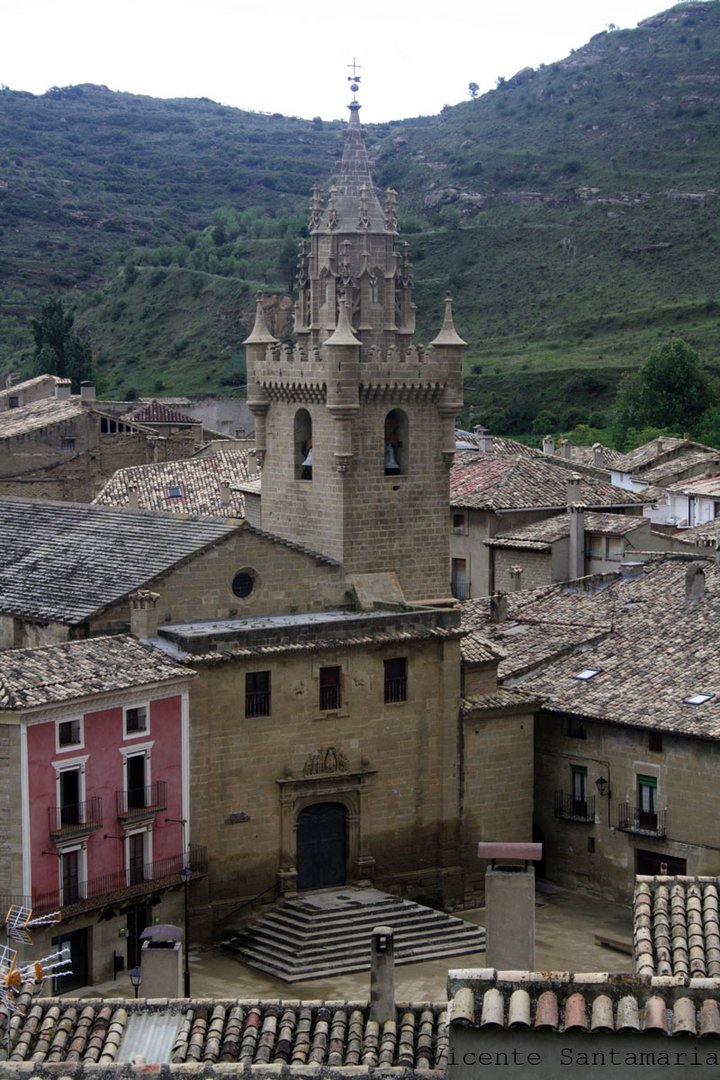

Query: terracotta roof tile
<box><xmin>124</xmin><ymin>400</ymin><xmax>199</xmax><ymax>425</ymax></box>
<box><xmin>0</xmin><ymin>634</ymin><xmax>191</xmax><ymax>709</ymax></box>
<box><xmin>2</xmin><ymin>995</ymin><xmax>448</xmax><ymax>1072</ymax></box>
<box><xmin>450</xmin><ymin>451</ymin><xmax>648</xmax><ymax>512</ymax></box>
<box><xmin>486</xmin><ymin>510</ymin><xmax>647</xmax><ymax>549</ymax></box>
<box><xmin>0</xmin><ymin>397</ymin><xmax>85</xmax><ymax>437</ymax></box>
<box><xmin>448</xmin><ymin>971</ymin><xmax>720</xmax><ymax>1037</ymax></box>
<box><xmin>95</xmin><ymin>447</ymin><xmax>257</xmax><ymax>518</ymax></box>
<box><xmin>634</xmin><ymin>876</ymin><xmax>720</xmax><ymax>979</ymax></box>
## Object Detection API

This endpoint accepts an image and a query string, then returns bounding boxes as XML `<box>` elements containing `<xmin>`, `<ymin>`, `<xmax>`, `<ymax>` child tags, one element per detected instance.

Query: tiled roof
<box><xmin>460</xmin><ymin>587</ymin><xmax>613</xmax><ymax>682</ymax></box>
<box><xmin>674</xmin><ymin>519</ymin><xmax>720</xmax><ymax>544</ymax></box>
<box><xmin>460</xmin><ymin>635</ymin><xmax>499</xmax><ymax>664</ymax></box>
<box><xmin>0</xmin><ymin>498</ymin><xmax>237</xmax><ymax>625</ymax></box>
<box><xmin>124</xmin><ymin>401</ymin><xmax>200</xmax><ymax>425</ymax></box>
<box><xmin>159</xmin><ymin>623</ymin><xmax>464</xmax><ymax>665</ymax></box>
<box><xmin>500</xmin><ymin>558</ymin><xmax>720</xmax><ymax>739</ymax></box>
<box><xmin>666</xmin><ymin>472</ymin><xmax>720</xmax><ymax>497</ymax></box>
<box><xmin>640</xmin><ymin>451</ymin><xmax>720</xmax><ymax>486</ymax></box>
<box><xmin>552</xmin><ymin>443</ymin><xmax>625</xmax><ymax>470</ymax></box>
<box><xmin>0</xmin><ymin>373</ymin><xmax>64</xmax><ymax>400</ymax></box>
<box><xmin>94</xmin><ymin>448</ymin><xmax>258</xmax><ymax>517</ymax></box>
<box><xmin>448</xmin><ymin>969</ymin><xmax>720</xmax><ymax>1034</ymax></box>
<box><xmin>450</xmin><ymin>451</ymin><xmax>648</xmax><ymax>511</ymax></box>
<box><xmin>0</xmin><ymin>994</ymin><xmax>448</xmax><ymax>1072</ymax></box>
<box><xmin>0</xmin><ymin>397</ymin><xmax>84</xmax><ymax>438</ymax></box>
<box><xmin>0</xmin><ymin>635</ymin><xmax>192</xmax><ymax>710</ymax></box>
<box><xmin>461</xmin><ymin>688</ymin><xmax>537</xmax><ymax>712</ymax></box>
<box><xmin>634</xmin><ymin>876</ymin><xmax>720</xmax><ymax>980</ymax></box>
<box><xmin>614</xmin><ymin>437</ymin><xmax>720</xmax><ymax>475</ymax></box>
<box><xmin>485</xmin><ymin>511</ymin><xmax>646</xmax><ymax>549</ymax></box>
<box><xmin>454</xmin><ymin>431</ymin><xmax>540</xmax><ymax>458</ymax></box>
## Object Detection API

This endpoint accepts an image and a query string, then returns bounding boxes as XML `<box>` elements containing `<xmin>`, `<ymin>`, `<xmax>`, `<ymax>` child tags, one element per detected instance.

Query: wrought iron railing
<box><xmin>384</xmin><ymin>676</ymin><xmax>408</xmax><ymax>704</ymax></box>
<box><xmin>554</xmin><ymin>791</ymin><xmax>596</xmax><ymax>823</ymax></box>
<box><xmin>48</xmin><ymin>796</ymin><xmax>103</xmax><ymax>838</ymax></box>
<box><xmin>451</xmin><ymin>582</ymin><xmax>471</xmax><ymax>600</ymax></box>
<box><xmin>245</xmin><ymin>691</ymin><xmax>271</xmax><ymax>718</ymax></box>
<box><xmin>319</xmin><ymin>685</ymin><xmax>341</xmax><ymax>711</ymax></box>
<box><xmin>116</xmin><ymin>781</ymin><xmax>168</xmax><ymax>819</ymax></box>
<box><xmin>618</xmin><ymin>803</ymin><xmax>666</xmax><ymax>837</ymax></box>
<box><xmin>19</xmin><ymin>844</ymin><xmax>208</xmax><ymax>917</ymax></box>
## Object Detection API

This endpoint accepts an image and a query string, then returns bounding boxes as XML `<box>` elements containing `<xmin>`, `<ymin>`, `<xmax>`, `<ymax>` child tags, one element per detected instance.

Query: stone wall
<box><xmin>260</xmin><ymin>398</ymin><xmax>452</xmax><ymax>602</ymax></box>
<box><xmin>461</xmin><ymin>706</ymin><xmax>535</xmax><ymax>901</ymax></box>
<box><xmin>89</xmin><ymin>527</ymin><xmax>348</xmax><ymax>638</ymax></box>
<box><xmin>494</xmin><ymin>549</ymin><xmax>553</xmax><ymax>593</ymax></box>
<box><xmin>186</xmin><ymin>634</ymin><xmax>465</xmax><ymax>933</ymax></box>
<box><xmin>534</xmin><ymin>711</ymin><xmax>720</xmax><ymax>901</ymax></box>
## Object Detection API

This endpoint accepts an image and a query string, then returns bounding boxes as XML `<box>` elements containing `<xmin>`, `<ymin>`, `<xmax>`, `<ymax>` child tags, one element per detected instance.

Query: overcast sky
<box><xmin>3</xmin><ymin>0</ymin><xmax>677</xmax><ymax>121</ymax></box>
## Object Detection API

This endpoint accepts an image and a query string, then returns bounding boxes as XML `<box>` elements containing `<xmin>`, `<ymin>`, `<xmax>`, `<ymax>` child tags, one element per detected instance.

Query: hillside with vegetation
<box><xmin>1</xmin><ymin>1</ymin><xmax>720</xmax><ymax>439</ymax></box>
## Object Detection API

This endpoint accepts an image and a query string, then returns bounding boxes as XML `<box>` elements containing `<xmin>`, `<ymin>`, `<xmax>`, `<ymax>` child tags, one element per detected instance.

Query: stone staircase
<box><xmin>221</xmin><ymin>887</ymin><xmax>485</xmax><ymax>982</ymax></box>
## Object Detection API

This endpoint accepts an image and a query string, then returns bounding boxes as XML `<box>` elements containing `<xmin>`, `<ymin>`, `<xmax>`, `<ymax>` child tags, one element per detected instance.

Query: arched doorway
<box><xmin>296</xmin><ymin>802</ymin><xmax>347</xmax><ymax>891</ymax></box>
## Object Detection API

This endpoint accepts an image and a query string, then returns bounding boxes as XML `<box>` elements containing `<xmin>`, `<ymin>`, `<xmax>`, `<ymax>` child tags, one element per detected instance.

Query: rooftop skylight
<box><xmin>166</xmin><ymin>484</ymin><xmax>183</xmax><ymax>499</ymax></box>
<box><xmin>572</xmin><ymin>668</ymin><xmax>602</xmax><ymax>681</ymax></box>
<box><xmin>683</xmin><ymin>692</ymin><xmax>714</xmax><ymax>705</ymax></box>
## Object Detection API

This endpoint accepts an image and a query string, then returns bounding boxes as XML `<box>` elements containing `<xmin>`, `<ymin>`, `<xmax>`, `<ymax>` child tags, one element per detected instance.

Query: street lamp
<box><xmin>129</xmin><ymin>966</ymin><xmax>142</xmax><ymax>999</ymax></box>
<box><xmin>180</xmin><ymin>866</ymin><xmax>192</xmax><ymax>998</ymax></box>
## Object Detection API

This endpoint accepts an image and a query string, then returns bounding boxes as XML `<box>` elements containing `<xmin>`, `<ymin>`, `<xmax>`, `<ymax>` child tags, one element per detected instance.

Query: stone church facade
<box><xmin>166</xmin><ymin>94</ymin><xmax>535</xmax><ymax>935</ymax></box>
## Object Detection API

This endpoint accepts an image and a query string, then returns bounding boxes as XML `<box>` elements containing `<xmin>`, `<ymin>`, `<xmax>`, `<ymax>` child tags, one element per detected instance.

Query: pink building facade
<box><xmin>0</xmin><ymin>635</ymin><xmax>201</xmax><ymax>992</ymax></box>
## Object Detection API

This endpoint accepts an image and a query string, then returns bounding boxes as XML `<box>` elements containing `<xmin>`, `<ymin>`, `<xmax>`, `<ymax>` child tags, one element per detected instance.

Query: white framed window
<box><xmin>126</xmin><ymin>827</ymin><xmax>152</xmax><ymax>886</ymax></box>
<box><xmin>58</xmin><ymin>842</ymin><xmax>87</xmax><ymax>905</ymax></box>
<box><xmin>124</xmin><ymin>703</ymin><xmax>149</xmax><ymax>738</ymax></box>
<box><xmin>56</xmin><ymin>716</ymin><xmax>84</xmax><ymax>753</ymax></box>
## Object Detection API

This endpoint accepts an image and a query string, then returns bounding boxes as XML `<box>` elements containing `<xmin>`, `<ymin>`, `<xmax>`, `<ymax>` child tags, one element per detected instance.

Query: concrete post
<box><xmin>484</xmin><ymin>867</ymin><xmax>536</xmax><ymax>970</ymax></box>
<box><xmin>370</xmin><ymin>925</ymin><xmax>395</xmax><ymax>1023</ymax></box>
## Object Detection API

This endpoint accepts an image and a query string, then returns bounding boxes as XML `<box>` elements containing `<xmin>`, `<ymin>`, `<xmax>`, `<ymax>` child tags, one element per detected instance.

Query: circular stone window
<box><xmin>231</xmin><ymin>569</ymin><xmax>255</xmax><ymax>599</ymax></box>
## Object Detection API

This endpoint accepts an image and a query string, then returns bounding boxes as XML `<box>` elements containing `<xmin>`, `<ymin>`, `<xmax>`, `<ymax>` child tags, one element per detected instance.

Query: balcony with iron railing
<box><xmin>617</xmin><ymin>803</ymin><xmax>667</xmax><ymax>837</ymax></box>
<box><xmin>48</xmin><ymin>796</ymin><xmax>103</xmax><ymax>839</ymax></box>
<box><xmin>11</xmin><ymin>844</ymin><xmax>209</xmax><ymax>918</ymax></box>
<box><xmin>554</xmin><ymin>791</ymin><xmax>596</xmax><ymax>823</ymax></box>
<box><xmin>116</xmin><ymin>781</ymin><xmax>167</xmax><ymax>821</ymax></box>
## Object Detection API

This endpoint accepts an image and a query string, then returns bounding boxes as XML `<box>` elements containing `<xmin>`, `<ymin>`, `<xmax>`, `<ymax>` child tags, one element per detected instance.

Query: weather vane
<box><xmin>347</xmin><ymin>58</ymin><xmax>361</xmax><ymax>100</ymax></box>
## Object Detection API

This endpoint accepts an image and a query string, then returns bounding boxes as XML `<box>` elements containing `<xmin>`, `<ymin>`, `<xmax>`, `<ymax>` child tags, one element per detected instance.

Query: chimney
<box><xmin>370</xmin><ymin>926</ymin><xmax>395</xmax><ymax>1023</ymax></box>
<box><xmin>219</xmin><ymin>479</ymin><xmax>231</xmax><ymax>508</ymax></box>
<box><xmin>80</xmin><ymin>380</ymin><xmax>96</xmax><ymax>402</ymax></box>
<box><xmin>566</xmin><ymin>475</ymin><xmax>582</xmax><ymax>506</ymax></box>
<box><xmin>55</xmin><ymin>380</ymin><xmax>72</xmax><ymax>401</ymax></box>
<box><xmin>473</xmin><ymin>425</ymin><xmax>493</xmax><ymax>453</ymax></box>
<box><xmin>542</xmin><ymin>435</ymin><xmax>555</xmax><ymax>456</ymax></box>
<box><xmin>126</xmin><ymin>485</ymin><xmax>139</xmax><ymax>511</ymax></box>
<box><xmin>592</xmin><ymin>442</ymin><xmax>604</xmax><ymax>469</ymax></box>
<box><xmin>686</xmin><ymin>564</ymin><xmax>706</xmax><ymax>602</ymax></box>
<box><xmin>508</xmin><ymin>566</ymin><xmax>524</xmax><ymax>593</ymax></box>
<box><xmin>489</xmin><ymin>592</ymin><xmax>508</xmax><ymax>623</ymax></box>
<box><xmin>129</xmin><ymin>590</ymin><xmax>161</xmax><ymax>638</ymax></box>
<box><xmin>562</xmin><ymin>440</ymin><xmax>573</xmax><ymax>460</ymax></box>
<box><xmin>568</xmin><ymin>505</ymin><xmax>585</xmax><ymax>580</ymax></box>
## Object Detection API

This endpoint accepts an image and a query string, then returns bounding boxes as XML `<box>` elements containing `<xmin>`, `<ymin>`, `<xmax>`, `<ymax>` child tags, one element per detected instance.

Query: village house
<box><xmin>0</xmin><ymin>91</ymin><xmax>542</xmax><ymax>971</ymax></box>
<box><xmin>449</xmin><ymin>451</ymin><xmax>649</xmax><ymax>598</ymax></box>
<box><xmin>0</xmin><ymin>634</ymin><xmax>200</xmax><ymax>990</ymax></box>
<box><xmin>462</xmin><ymin>554</ymin><xmax>720</xmax><ymax>900</ymax></box>
<box><xmin>484</xmin><ymin>509</ymin><xmax>671</xmax><ymax>592</ymax></box>
<box><xmin>0</xmin><ymin>383</ymin><xmax>201</xmax><ymax>502</ymax></box>
<box><xmin>93</xmin><ymin>445</ymin><xmax>257</xmax><ymax>518</ymax></box>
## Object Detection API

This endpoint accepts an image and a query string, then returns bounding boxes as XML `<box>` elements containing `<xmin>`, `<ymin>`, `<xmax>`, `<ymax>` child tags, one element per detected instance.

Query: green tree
<box><xmin>468</xmin><ymin>82</ymin><xmax>479</xmax><ymax>99</ymax></box>
<box><xmin>31</xmin><ymin>298</ymin><xmax>93</xmax><ymax>390</ymax></box>
<box><xmin>612</xmin><ymin>339</ymin><xmax>717</xmax><ymax>448</ymax></box>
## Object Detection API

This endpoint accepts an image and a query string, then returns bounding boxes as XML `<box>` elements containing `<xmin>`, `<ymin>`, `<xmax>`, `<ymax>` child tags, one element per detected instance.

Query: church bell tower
<box><xmin>245</xmin><ymin>80</ymin><xmax>464</xmax><ymax>603</ymax></box>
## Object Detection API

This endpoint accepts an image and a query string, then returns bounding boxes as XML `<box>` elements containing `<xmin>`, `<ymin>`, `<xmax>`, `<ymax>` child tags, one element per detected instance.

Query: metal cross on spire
<box><xmin>347</xmin><ymin>58</ymin><xmax>362</xmax><ymax>100</ymax></box>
